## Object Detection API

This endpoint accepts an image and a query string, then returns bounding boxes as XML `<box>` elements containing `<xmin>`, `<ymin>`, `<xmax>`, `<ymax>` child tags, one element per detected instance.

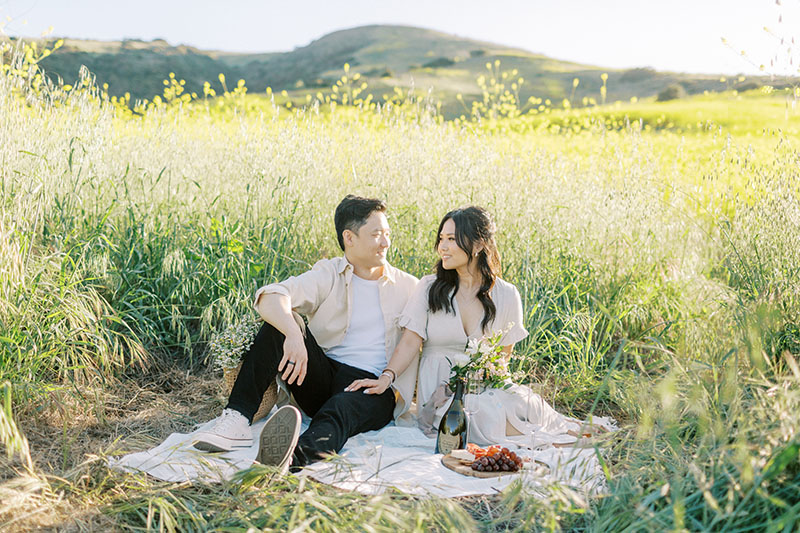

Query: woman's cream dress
<box><xmin>400</xmin><ymin>275</ymin><xmax>598</xmax><ymax>447</ymax></box>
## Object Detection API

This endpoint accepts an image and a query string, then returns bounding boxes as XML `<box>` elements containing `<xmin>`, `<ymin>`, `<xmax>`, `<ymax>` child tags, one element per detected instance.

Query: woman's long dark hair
<box><xmin>428</xmin><ymin>206</ymin><xmax>501</xmax><ymax>333</ymax></box>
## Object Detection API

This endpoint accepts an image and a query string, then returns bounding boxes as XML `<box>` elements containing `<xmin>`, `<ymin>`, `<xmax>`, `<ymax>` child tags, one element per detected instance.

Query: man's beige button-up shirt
<box><xmin>254</xmin><ymin>256</ymin><xmax>419</xmax><ymax>421</ymax></box>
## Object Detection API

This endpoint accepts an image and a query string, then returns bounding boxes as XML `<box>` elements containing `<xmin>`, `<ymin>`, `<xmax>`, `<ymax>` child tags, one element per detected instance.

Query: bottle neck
<box><xmin>452</xmin><ymin>379</ymin><xmax>464</xmax><ymax>401</ymax></box>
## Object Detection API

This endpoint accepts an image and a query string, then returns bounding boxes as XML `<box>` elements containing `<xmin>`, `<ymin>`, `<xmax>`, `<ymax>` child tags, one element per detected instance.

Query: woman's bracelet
<box><xmin>380</xmin><ymin>368</ymin><xmax>397</xmax><ymax>384</ymax></box>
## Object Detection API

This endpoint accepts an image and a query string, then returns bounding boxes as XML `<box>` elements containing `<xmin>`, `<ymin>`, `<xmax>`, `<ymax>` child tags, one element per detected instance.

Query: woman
<box><xmin>347</xmin><ymin>206</ymin><xmax>608</xmax><ymax>446</ymax></box>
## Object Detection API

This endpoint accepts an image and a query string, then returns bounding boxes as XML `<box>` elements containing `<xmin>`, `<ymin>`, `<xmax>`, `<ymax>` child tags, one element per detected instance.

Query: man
<box><xmin>193</xmin><ymin>195</ymin><xmax>418</xmax><ymax>473</ymax></box>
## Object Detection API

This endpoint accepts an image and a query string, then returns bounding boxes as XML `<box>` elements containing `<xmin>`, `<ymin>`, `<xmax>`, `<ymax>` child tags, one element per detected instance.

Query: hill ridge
<box><xmin>5</xmin><ymin>24</ymin><xmax>791</xmax><ymax>116</ymax></box>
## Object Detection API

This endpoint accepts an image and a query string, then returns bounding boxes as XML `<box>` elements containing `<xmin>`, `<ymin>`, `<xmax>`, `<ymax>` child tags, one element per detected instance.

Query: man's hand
<box><xmin>345</xmin><ymin>374</ymin><xmax>391</xmax><ymax>395</ymax></box>
<box><xmin>279</xmin><ymin>333</ymin><xmax>308</xmax><ymax>385</ymax></box>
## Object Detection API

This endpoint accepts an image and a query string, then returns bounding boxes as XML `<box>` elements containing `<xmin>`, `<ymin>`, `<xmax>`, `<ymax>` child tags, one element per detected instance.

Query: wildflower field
<box><xmin>1</xmin><ymin>41</ymin><xmax>799</xmax><ymax>531</ymax></box>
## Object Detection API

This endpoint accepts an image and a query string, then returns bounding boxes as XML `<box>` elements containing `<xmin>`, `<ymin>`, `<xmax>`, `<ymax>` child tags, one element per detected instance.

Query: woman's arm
<box><xmin>345</xmin><ymin>328</ymin><xmax>424</xmax><ymax>394</ymax></box>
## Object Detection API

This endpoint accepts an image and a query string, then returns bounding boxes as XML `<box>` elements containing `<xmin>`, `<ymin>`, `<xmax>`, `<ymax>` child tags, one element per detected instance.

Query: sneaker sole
<box><xmin>192</xmin><ymin>439</ymin><xmax>251</xmax><ymax>453</ymax></box>
<box><xmin>256</xmin><ymin>405</ymin><xmax>301</xmax><ymax>473</ymax></box>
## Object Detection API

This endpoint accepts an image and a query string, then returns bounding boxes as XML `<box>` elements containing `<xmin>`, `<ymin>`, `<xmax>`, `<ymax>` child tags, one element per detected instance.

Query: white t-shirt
<box><xmin>325</xmin><ymin>275</ymin><xmax>387</xmax><ymax>376</ymax></box>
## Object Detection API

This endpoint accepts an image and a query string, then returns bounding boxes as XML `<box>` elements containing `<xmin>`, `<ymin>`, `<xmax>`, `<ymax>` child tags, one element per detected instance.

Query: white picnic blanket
<box><xmin>110</xmin><ymin>409</ymin><xmax>609</xmax><ymax>498</ymax></box>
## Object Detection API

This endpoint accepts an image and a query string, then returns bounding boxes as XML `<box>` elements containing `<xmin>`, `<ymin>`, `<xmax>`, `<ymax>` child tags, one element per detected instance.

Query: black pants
<box><xmin>226</xmin><ymin>322</ymin><xmax>396</xmax><ymax>467</ymax></box>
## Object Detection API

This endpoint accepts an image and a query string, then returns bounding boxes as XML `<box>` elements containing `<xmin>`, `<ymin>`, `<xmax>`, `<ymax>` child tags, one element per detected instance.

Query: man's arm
<box><xmin>253</xmin><ymin>259</ymin><xmax>338</xmax><ymax>385</ymax></box>
<box><xmin>256</xmin><ymin>292</ymin><xmax>308</xmax><ymax>386</ymax></box>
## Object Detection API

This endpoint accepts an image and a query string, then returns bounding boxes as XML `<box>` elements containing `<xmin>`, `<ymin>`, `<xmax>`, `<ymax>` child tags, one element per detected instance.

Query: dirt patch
<box><xmin>21</xmin><ymin>369</ymin><xmax>222</xmax><ymax>470</ymax></box>
<box><xmin>1</xmin><ymin>367</ymin><xmax>226</xmax><ymax>531</ymax></box>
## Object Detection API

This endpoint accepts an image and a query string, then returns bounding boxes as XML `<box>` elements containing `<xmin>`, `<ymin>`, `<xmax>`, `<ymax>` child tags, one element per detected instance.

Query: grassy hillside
<box><xmin>10</xmin><ymin>25</ymin><xmax>794</xmax><ymax>116</ymax></box>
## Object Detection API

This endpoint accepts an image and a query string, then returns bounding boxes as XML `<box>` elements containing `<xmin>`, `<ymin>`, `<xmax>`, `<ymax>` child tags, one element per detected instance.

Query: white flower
<box><xmin>478</xmin><ymin>339</ymin><xmax>492</xmax><ymax>354</ymax></box>
<box><xmin>466</xmin><ymin>338</ymin><xmax>481</xmax><ymax>355</ymax></box>
<box><xmin>452</xmin><ymin>352</ymin><xmax>470</xmax><ymax>366</ymax></box>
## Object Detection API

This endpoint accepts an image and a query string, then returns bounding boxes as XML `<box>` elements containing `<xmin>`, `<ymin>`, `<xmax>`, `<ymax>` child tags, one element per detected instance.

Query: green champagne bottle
<box><xmin>435</xmin><ymin>378</ymin><xmax>467</xmax><ymax>455</ymax></box>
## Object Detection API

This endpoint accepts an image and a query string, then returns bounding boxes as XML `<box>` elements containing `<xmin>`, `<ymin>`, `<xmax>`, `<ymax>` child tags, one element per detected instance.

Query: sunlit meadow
<box><xmin>1</xmin><ymin>39</ymin><xmax>799</xmax><ymax>531</ymax></box>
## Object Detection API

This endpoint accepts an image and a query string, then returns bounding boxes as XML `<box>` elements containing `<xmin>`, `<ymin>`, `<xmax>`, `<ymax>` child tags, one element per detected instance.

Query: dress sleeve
<box><xmin>499</xmin><ymin>283</ymin><xmax>528</xmax><ymax>346</ymax></box>
<box><xmin>398</xmin><ymin>276</ymin><xmax>432</xmax><ymax>341</ymax></box>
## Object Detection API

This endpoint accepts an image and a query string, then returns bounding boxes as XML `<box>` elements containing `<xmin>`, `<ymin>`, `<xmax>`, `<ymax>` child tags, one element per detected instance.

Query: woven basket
<box><xmin>222</xmin><ymin>364</ymin><xmax>278</xmax><ymax>423</ymax></box>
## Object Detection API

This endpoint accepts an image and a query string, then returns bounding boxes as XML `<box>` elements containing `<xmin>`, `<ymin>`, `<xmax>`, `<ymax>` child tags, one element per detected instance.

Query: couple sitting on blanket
<box><xmin>193</xmin><ymin>194</ymin><xmax>601</xmax><ymax>474</ymax></box>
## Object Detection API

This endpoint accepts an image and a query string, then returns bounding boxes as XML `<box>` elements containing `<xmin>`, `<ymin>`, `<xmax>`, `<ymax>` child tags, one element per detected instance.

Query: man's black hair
<box><xmin>334</xmin><ymin>195</ymin><xmax>387</xmax><ymax>251</ymax></box>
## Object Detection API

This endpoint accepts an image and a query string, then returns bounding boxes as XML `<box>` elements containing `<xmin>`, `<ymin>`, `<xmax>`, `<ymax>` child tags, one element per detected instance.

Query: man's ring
<box><xmin>286</xmin><ymin>361</ymin><xmax>296</xmax><ymax>366</ymax></box>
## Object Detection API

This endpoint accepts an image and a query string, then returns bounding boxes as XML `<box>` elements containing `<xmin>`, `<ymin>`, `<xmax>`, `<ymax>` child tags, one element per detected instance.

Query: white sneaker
<box><xmin>256</xmin><ymin>405</ymin><xmax>302</xmax><ymax>475</ymax></box>
<box><xmin>193</xmin><ymin>408</ymin><xmax>253</xmax><ymax>452</ymax></box>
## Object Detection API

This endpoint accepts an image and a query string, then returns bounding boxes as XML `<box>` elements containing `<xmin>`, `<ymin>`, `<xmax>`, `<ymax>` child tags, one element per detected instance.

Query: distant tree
<box><xmin>620</xmin><ymin>67</ymin><xmax>657</xmax><ymax>82</ymax></box>
<box><xmin>422</xmin><ymin>57</ymin><xmax>455</xmax><ymax>68</ymax></box>
<box><xmin>363</xmin><ymin>67</ymin><xmax>393</xmax><ymax>78</ymax></box>
<box><xmin>735</xmin><ymin>81</ymin><xmax>760</xmax><ymax>92</ymax></box>
<box><xmin>657</xmin><ymin>84</ymin><xmax>686</xmax><ymax>101</ymax></box>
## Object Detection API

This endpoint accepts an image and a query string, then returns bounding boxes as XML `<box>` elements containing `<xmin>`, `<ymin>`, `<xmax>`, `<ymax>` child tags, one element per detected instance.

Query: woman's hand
<box><xmin>345</xmin><ymin>373</ymin><xmax>392</xmax><ymax>395</ymax></box>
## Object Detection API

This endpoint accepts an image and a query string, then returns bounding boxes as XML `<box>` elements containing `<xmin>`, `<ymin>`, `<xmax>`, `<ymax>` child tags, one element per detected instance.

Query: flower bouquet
<box><xmin>448</xmin><ymin>323</ymin><xmax>515</xmax><ymax>392</ymax></box>
<box><xmin>208</xmin><ymin>315</ymin><xmax>261</xmax><ymax>373</ymax></box>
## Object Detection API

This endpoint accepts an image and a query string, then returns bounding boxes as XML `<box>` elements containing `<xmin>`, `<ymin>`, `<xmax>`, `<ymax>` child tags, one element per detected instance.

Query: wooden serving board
<box><xmin>441</xmin><ymin>454</ymin><xmax>520</xmax><ymax>479</ymax></box>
